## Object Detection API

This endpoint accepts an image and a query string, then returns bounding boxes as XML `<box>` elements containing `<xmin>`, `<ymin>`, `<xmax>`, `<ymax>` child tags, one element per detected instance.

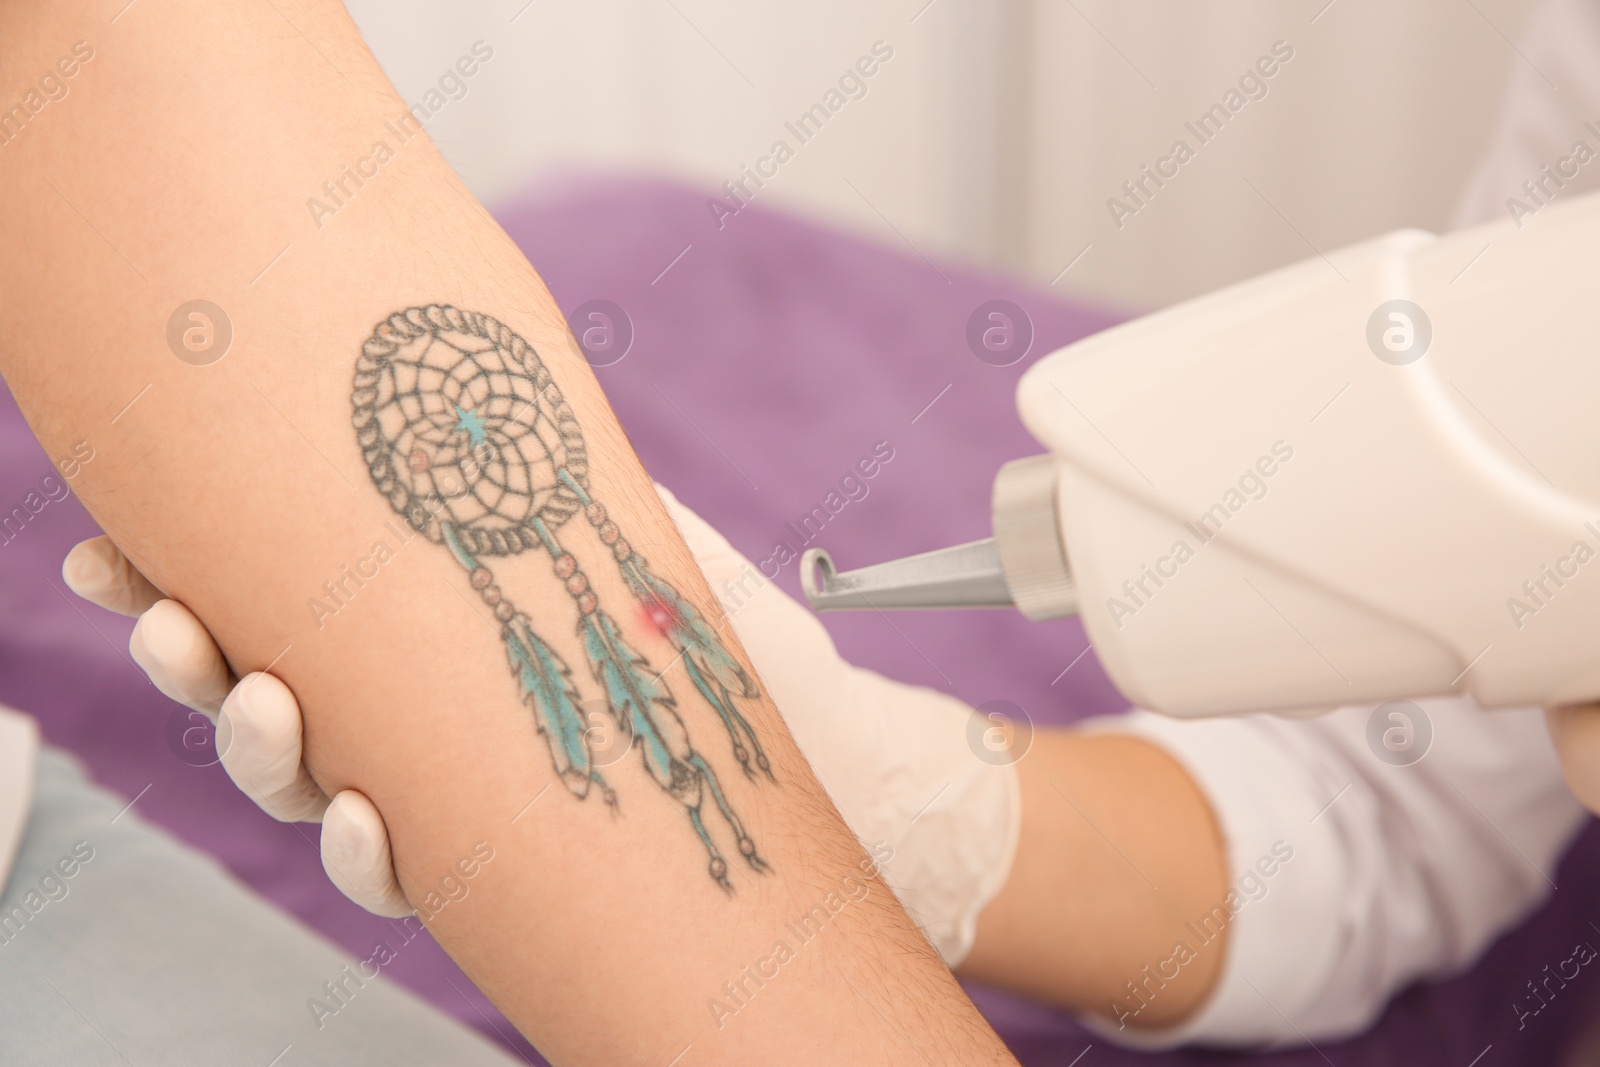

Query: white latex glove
<box><xmin>63</xmin><ymin>487</ymin><xmax>1021</xmax><ymax>962</ymax></box>
<box><xmin>652</xmin><ymin>485</ymin><xmax>1022</xmax><ymax>964</ymax></box>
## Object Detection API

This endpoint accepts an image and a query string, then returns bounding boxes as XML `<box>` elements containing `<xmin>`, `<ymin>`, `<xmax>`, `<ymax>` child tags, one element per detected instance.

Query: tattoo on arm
<box><xmin>351</xmin><ymin>305</ymin><xmax>772</xmax><ymax>890</ymax></box>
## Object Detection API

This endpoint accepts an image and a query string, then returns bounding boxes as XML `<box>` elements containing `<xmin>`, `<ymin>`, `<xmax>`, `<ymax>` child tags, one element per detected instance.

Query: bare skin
<box><xmin>964</xmin><ymin>732</ymin><xmax>1230</xmax><ymax>1030</ymax></box>
<box><xmin>1548</xmin><ymin>703</ymin><xmax>1600</xmax><ymax>813</ymax></box>
<box><xmin>0</xmin><ymin>3</ymin><xmax>1015</xmax><ymax>1063</ymax></box>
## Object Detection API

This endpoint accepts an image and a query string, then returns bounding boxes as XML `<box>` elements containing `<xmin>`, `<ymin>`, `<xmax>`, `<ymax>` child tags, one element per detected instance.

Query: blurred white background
<box><xmin>345</xmin><ymin>0</ymin><xmax>1541</xmax><ymax>312</ymax></box>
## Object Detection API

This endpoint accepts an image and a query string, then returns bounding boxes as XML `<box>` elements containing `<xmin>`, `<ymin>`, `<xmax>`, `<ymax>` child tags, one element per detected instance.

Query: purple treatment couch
<box><xmin>2</xmin><ymin>176</ymin><xmax>1597</xmax><ymax>1065</ymax></box>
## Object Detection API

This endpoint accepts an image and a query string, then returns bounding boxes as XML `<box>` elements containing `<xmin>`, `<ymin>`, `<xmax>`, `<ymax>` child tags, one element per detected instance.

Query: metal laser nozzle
<box><xmin>800</xmin><ymin>455</ymin><xmax>1078</xmax><ymax>620</ymax></box>
<box><xmin>800</xmin><ymin>539</ymin><xmax>1013</xmax><ymax>612</ymax></box>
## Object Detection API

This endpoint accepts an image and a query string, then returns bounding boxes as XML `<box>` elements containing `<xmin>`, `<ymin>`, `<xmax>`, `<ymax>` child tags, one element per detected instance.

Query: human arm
<box><xmin>1065</xmin><ymin>699</ymin><xmax>1586</xmax><ymax>1045</ymax></box>
<box><xmin>1547</xmin><ymin>704</ymin><xmax>1600</xmax><ymax>813</ymax></box>
<box><xmin>70</xmin><ymin>480</ymin><xmax>1236</xmax><ymax>1032</ymax></box>
<box><xmin>0</xmin><ymin>2</ymin><xmax>1014</xmax><ymax>1062</ymax></box>
<box><xmin>78</xmin><ymin>461</ymin><xmax>1590</xmax><ymax>1048</ymax></box>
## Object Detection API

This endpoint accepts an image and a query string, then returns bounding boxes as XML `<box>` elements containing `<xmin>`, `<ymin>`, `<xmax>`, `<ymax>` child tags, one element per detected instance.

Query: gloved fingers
<box><xmin>1547</xmin><ymin>703</ymin><xmax>1600</xmax><ymax>814</ymax></box>
<box><xmin>218</xmin><ymin>672</ymin><xmax>331</xmax><ymax>823</ymax></box>
<box><xmin>321</xmin><ymin>790</ymin><xmax>412</xmax><ymax>918</ymax></box>
<box><xmin>129</xmin><ymin>599</ymin><xmax>237</xmax><ymax>717</ymax></box>
<box><xmin>62</xmin><ymin>535</ymin><xmax>166</xmax><ymax>617</ymax></box>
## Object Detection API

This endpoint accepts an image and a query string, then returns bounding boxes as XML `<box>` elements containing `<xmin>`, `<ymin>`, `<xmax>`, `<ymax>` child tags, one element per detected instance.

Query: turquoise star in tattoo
<box><xmin>454</xmin><ymin>403</ymin><xmax>487</xmax><ymax>448</ymax></box>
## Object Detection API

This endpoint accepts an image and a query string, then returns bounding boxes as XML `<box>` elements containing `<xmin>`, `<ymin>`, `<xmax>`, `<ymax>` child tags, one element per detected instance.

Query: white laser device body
<box><xmin>802</xmin><ymin>190</ymin><xmax>1600</xmax><ymax>718</ymax></box>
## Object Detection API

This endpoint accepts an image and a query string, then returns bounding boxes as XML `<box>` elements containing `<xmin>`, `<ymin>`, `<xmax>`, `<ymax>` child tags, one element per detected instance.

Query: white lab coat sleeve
<box><xmin>1073</xmin><ymin>697</ymin><xmax>1587</xmax><ymax>1048</ymax></box>
<box><xmin>1453</xmin><ymin>0</ymin><xmax>1600</xmax><ymax>228</ymax></box>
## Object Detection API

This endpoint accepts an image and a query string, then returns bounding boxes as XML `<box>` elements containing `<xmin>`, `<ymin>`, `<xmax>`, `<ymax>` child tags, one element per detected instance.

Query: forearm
<box><xmin>961</xmin><ymin>732</ymin><xmax>1229</xmax><ymax>1030</ymax></box>
<box><xmin>0</xmin><ymin>3</ymin><xmax>1011</xmax><ymax>1062</ymax></box>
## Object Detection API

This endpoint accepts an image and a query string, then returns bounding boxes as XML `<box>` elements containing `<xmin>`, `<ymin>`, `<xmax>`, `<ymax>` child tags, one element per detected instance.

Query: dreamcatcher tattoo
<box><xmin>350</xmin><ymin>305</ymin><xmax>772</xmax><ymax>889</ymax></box>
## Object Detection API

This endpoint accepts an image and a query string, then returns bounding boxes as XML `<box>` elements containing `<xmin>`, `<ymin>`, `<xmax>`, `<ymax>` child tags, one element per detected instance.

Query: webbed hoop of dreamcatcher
<box><xmin>351</xmin><ymin>304</ymin><xmax>589</xmax><ymax>557</ymax></box>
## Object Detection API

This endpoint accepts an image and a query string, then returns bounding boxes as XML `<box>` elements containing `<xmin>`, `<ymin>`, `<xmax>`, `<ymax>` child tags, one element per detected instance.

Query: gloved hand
<box><xmin>62</xmin><ymin>485</ymin><xmax>1020</xmax><ymax>963</ymax></box>
<box><xmin>62</xmin><ymin>536</ymin><xmax>413</xmax><ymax>916</ymax></box>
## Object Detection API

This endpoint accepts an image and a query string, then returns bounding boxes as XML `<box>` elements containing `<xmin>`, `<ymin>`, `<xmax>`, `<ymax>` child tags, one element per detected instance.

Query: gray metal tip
<box><xmin>800</xmin><ymin>539</ymin><xmax>1016</xmax><ymax>612</ymax></box>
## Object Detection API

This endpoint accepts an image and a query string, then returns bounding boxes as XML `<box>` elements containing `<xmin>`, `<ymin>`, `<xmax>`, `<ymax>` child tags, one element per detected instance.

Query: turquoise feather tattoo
<box><xmin>556</xmin><ymin>468</ymin><xmax>772</xmax><ymax>780</ymax></box>
<box><xmin>351</xmin><ymin>305</ymin><xmax>770</xmax><ymax>889</ymax></box>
